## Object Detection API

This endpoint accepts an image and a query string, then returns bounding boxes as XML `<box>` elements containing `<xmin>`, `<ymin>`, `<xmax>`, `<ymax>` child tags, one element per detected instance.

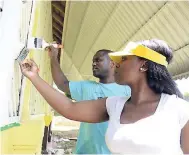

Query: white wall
<box><xmin>0</xmin><ymin>0</ymin><xmax>32</xmax><ymax>127</ymax></box>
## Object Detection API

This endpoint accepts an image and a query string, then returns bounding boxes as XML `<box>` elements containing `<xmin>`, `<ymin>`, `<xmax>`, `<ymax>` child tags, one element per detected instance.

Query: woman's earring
<box><xmin>140</xmin><ymin>67</ymin><xmax>145</xmax><ymax>72</ymax></box>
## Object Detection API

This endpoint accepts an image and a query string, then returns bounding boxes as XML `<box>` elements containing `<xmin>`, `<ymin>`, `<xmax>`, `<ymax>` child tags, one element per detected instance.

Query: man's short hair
<box><xmin>96</xmin><ymin>49</ymin><xmax>113</xmax><ymax>56</ymax></box>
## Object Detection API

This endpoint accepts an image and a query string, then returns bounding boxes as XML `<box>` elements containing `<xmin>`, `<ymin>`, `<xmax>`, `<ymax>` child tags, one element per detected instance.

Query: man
<box><xmin>48</xmin><ymin>46</ymin><xmax>131</xmax><ymax>154</ymax></box>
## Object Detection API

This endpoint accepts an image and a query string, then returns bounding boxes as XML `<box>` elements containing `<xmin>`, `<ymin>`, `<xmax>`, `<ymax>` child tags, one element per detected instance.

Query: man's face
<box><xmin>92</xmin><ymin>51</ymin><xmax>111</xmax><ymax>78</ymax></box>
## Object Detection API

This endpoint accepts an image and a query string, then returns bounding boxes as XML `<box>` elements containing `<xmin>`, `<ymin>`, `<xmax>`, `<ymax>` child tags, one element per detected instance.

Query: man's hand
<box><xmin>20</xmin><ymin>59</ymin><xmax>39</xmax><ymax>80</ymax></box>
<box><xmin>45</xmin><ymin>45</ymin><xmax>60</xmax><ymax>60</ymax></box>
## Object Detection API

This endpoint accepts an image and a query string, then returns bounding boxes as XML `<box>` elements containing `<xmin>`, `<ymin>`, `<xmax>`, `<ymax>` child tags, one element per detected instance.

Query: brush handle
<box><xmin>51</xmin><ymin>44</ymin><xmax>63</xmax><ymax>49</ymax></box>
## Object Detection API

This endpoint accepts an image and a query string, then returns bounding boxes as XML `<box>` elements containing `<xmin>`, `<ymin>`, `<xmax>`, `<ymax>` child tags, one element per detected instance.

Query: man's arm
<box><xmin>47</xmin><ymin>46</ymin><xmax>70</xmax><ymax>94</ymax></box>
<box><xmin>50</xmin><ymin>58</ymin><xmax>70</xmax><ymax>94</ymax></box>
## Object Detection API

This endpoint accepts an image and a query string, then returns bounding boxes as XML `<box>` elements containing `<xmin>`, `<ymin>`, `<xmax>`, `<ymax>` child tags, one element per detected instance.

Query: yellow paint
<box><xmin>1</xmin><ymin>116</ymin><xmax>45</xmax><ymax>154</ymax></box>
<box><xmin>31</xmin><ymin>6</ymin><xmax>40</xmax><ymax>37</ymax></box>
<box><xmin>20</xmin><ymin>50</ymin><xmax>34</xmax><ymax>121</ymax></box>
<box><xmin>20</xmin><ymin>78</ymin><xmax>32</xmax><ymax>121</ymax></box>
<box><xmin>44</xmin><ymin>114</ymin><xmax>53</xmax><ymax>127</ymax></box>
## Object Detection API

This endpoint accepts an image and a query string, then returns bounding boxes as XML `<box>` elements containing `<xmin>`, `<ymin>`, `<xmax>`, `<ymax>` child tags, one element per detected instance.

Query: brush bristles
<box><xmin>16</xmin><ymin>47</ymin><xmax>29</xmax><ymax>62</ymax></box>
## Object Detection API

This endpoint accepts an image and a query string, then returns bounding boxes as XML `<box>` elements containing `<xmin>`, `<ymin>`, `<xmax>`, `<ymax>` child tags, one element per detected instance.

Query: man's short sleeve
<box><xmin>125</xmin><ymin>86</ymin><xmax>131</xmax><ymax>96</ymax></box>
<box><xmin>69</xmin><ymin>81</ymin><xmax>88</xmax><ymax>101</ymax></box>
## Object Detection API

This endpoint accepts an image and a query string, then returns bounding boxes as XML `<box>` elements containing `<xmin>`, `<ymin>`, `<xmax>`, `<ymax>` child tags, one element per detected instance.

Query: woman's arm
<box><xmin>181</xmin><ymin>121</ymin><xmax>189</xmax><ymax>153</ymax></box>
<box><xmin>20</xmin><ymin>59</ymin><xmax>108</xmax><ymax>123</ymax></box>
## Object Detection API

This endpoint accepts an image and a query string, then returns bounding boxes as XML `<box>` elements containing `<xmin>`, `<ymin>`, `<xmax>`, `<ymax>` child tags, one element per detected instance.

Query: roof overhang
<box><xmin>52</xmin><ymin>1</ymin><xmax>189</xmax><ymax>81</ymax></box>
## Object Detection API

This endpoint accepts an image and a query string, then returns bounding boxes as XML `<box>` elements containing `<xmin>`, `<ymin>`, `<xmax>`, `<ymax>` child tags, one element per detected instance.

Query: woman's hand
<box><xmin>19</xmin><ymin>59</ymin><xmax>39</xmax><ymax>79</ymax></box>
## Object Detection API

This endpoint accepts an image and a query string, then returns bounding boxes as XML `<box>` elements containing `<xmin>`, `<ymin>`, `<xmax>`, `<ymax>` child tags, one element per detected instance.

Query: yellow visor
<box><xmin>109</xmin><ymin>42</ymin><xmax>168</xmax><ymax>67</ymax></box>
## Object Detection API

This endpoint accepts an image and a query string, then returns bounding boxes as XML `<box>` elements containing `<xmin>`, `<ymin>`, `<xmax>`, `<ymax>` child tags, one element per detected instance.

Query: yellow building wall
<box><xmin>1</xmin><ymin>1</ymin><xmax>53</xmax><ymax>154</ymax></box>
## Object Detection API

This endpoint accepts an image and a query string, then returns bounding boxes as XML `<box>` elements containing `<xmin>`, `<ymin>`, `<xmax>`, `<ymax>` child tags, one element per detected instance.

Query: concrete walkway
<box><xmin>47</xmin><ymin>116</ymin><xmax>80</xmax><ymax>154</ymax></box>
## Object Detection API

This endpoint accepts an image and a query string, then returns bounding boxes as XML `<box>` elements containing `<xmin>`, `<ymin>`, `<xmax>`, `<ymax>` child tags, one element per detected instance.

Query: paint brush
<box><xmin>16</xmin><ymin>37</ymin><xmax>63</xmax><ymax>62</ymax></box>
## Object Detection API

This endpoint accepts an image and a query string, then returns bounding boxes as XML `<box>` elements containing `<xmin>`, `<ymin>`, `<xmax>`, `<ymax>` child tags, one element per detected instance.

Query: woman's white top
<box><xmin>105</xmin><ymin>93</ymin><xmax>189</xmax><ymax>154</ymax></box>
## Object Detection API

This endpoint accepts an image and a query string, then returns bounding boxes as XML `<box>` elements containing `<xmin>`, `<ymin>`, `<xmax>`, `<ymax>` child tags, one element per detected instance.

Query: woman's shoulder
<box><xmin>163</xmin><ymin>93</ymin><xmax>189</xmax><ymax>128</ymax></box>
<box><xmin>106</xmin><ymin>96</ymin><xmax>130</xmax><ymax>116</ymax></box>
<box><xmin>163</xmin><ymin>93</ymin><xmax>189</xmax><ymax>107</ymax></box>
<box><xmin>107</xmin><ymin>96</ymin><xmax>130</xmax><ymax>104</ymax></box>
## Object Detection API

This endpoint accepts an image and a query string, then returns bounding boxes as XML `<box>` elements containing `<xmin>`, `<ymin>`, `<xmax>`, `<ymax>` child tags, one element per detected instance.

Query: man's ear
<box><xmin>110</xmin><ymin>60</ymin><xmax>116</xmax><ymax>68</ymax></box>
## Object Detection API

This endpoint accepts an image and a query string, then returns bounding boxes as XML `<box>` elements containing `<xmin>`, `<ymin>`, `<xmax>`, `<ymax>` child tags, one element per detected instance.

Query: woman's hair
<box><xmin>136</xmin><ymin>39</ymin><xmax>183</xmax><ymax>98</ymax></box>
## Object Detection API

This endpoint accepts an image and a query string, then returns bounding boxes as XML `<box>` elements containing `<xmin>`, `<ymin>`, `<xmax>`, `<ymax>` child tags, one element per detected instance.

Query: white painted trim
<box><xmin>0</xmin><ymin>0</ymin><xmax>4</xmax><ymax>20</ymax></box>
<box><xmin>0</xmin><ymin>0</ymin><xmax>23</xmax><ymax>127</ymax></box>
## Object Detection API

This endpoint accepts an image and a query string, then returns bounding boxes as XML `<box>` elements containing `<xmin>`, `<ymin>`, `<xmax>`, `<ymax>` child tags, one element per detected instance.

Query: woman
<box><xmin>20</xmin><ymin>39</ymin><xmax>189</xmax><ymax>154</ymax></box>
